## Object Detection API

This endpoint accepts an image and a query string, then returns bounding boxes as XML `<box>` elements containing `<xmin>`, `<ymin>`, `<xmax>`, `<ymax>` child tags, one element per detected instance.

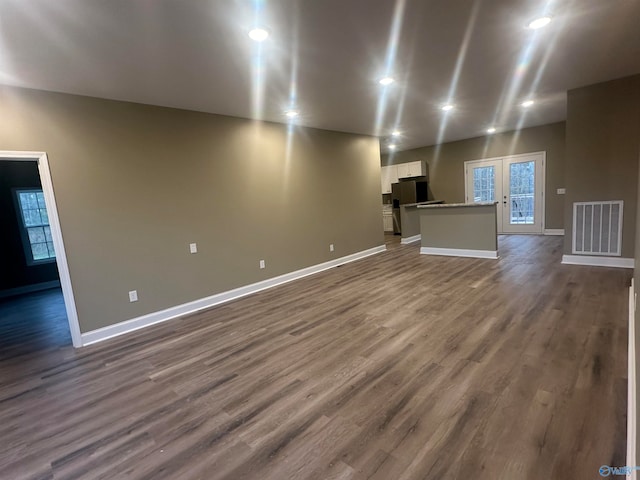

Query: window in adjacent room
<box><xmin>14</xmin><ymin>189</ymin><xmax>56</xmax><ymax>264</ymax></box>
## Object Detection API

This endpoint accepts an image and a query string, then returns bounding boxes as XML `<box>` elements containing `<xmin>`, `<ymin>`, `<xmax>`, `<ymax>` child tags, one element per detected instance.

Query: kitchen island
<box><xmin>399</xmin><ymin>200</ymin><xmax>444</xmax><ymax>244</ymax></box>
<box><xmin>417</xmin><ymin>202</ymin><xmax>498</xmax><ymax>258</ymax></box>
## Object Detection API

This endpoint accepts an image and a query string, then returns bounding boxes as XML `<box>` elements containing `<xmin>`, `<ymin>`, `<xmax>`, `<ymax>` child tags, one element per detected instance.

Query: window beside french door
<box><xmin>465</xmin><ymin>152</ymin><xmax>544</xmax><ymax>234</ymax></box>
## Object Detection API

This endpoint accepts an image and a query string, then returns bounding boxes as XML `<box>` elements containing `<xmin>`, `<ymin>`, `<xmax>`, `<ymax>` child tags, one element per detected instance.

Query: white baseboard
<box><xmin>80</xmin><ymin>245</ymin><xmax>387</xmax><ymax>346</ymax></box>
<box><xmin>628</xmin><ymin>279</ymin><xmax>637</xmax><ymax>480</ymax></box>
<box><xmin>544</xmin><ymin>229</ymin><xmax>565</xmax><ymax>236</ymax></box>
<box><xmin>419</xmin><ymin>246</ymin><xmax>498</xmax><ymax>259</ymax></box>
<box><xmin>401</xmin><ymin>234</ymin><xmax>421</xmax><ymax>245</ymax></box>
<box><xmin>561</xmin><ymin>255</ymin><xmax>634</xmax><ymax>269</ymax></box>
<box><xmin>0</xmin><ymin>280</ymin><xmax>61</xmax><ymax>299</ymax></box>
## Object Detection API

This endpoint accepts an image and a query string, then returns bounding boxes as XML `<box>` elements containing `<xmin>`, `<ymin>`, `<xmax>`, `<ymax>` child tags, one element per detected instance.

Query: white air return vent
<box><xmin>572</xmin><ymin>201</ymin><xmax>623</xmax><ymax>256</ymax></box>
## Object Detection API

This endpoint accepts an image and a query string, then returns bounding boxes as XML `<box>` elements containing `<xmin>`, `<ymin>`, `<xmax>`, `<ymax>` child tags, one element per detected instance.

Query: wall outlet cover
<box><xmin>259</xmin><ymin>260</ymin><xmax>265</xmax><ymax>269</ymax></box>
<box><xmin>557</xmin><ymin>188</ymin><xmax>566</xmax><ymax>195</ymax></box>
<box><xmin>189</xmin><ymin>243</ymin><xmax>197</xmax><ymax>254</ymax></box>
<box><xmin>330</xmin><ymin>244</ymin><xmax>334</xmax><ymax>252</ymax></box>
<box><xmin>128</xmin><ymin>290</ymin><xmax>138</xmax><ymax>302</ymax></box>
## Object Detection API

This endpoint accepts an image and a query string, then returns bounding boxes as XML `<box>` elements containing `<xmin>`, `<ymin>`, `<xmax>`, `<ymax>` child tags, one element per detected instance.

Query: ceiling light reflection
<box><xmin>249</xmin><ymin>1</ymin><xmax>268</xmax><ymax>121</ymax></box>
<box><xmin>527</xmin><ymin>16</ymin><xmax>552</xmax><ymax>30</ymax></box>
<box><xmin>248</xmin><ymin>27</ymin><xmax>269</xmax><ymax>41</ymax></box>
<box><xmin>521</xmin><ymin>99</ymin><xmax>535</xmax><ymax>107</ymax></box>
<box><xmin>433</xmin><ymin>0</ymin><xmax>480</xmax><ymax>153</ymax></box>
<box><xmin>373</xmin><ymin>0</ymin><xmax>407</xmax><ymax>137</ymax></box>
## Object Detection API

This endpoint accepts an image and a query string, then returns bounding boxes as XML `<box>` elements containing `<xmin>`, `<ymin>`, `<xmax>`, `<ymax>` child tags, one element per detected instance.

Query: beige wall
<box><xmin>564</xmin><ymin>75</ymin><xmax>640</xmax><ymax>257</ymax></box>
<box><xmin>636</xmin><ymin>148</ymin><xmax>640</xmax><ymax>465</ymax></box>
<box><xmin>382</xmin><ymin>122</ymin><xmax>566</xmax><ymax>230</ymax></box>
<box><xmin>0</xmin><ymin>86</ymin><xmax>383</xmax><ymax>333</ymax></box>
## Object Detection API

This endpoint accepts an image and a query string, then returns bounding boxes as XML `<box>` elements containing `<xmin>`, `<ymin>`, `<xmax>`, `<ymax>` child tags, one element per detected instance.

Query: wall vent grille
<box><xmin>572</xmin><ymin>201</ymin><xmax>623</xmax><ymax>256</ymax></box>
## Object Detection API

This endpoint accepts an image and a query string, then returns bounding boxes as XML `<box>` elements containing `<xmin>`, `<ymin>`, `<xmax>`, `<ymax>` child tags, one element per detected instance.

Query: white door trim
<box><xmin>464</xmin><ymin>151</ymin><xmax>546</xmax><ymax>234</ymax></box>
<box><xmin>628</xmin><ymin>280</ymin><xmax>637</xmax><ymax>480</ymax></box>
<box><xmin>1</xmin><ymin>151</ymin><xmax>82</xmax><ymax>348</ymax></box>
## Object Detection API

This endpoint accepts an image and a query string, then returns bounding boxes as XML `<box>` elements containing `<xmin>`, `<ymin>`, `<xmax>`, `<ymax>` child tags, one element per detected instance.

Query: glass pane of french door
<box><xmin>472</xmin><ymin>166</ymin><xmax>495</xmax><ymax>202</ymax></box>
<box><xmin>466</xmin><ymin>159</ymin><xmax>503</xmax><ymax>233</ymax></box>
<box><xmin>501</xmin><ymin>153</ymin><xmax>543</xmax><ymax>234</ymax></box>
<box><xmin>508</xmin><ymin>161</ymin><xmax>535</xmax><ymax>225</ymax></box>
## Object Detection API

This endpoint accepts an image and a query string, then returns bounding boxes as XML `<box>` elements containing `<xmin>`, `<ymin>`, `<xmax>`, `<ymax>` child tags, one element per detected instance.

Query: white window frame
<box><xmin>14</xmin><ymin>187</ymin><xmax>57</xmax><ymax>265</ymax></box>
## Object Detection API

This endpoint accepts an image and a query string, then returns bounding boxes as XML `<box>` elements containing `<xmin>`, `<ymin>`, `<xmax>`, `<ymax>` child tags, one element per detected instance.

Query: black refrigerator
<box><xmin>391</xmin><ymin>179</ymin><xmax>428</xmax><ymax>235</ymax></box>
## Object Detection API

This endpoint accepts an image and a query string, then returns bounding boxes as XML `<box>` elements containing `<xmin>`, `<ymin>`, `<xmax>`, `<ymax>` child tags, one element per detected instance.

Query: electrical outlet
<box><xmin>189</xmin><ymin>243</ymin><xmax>197</xmax><ymax>254</ymax></box>
<box><xmin>128</xmin><ymin>290</ymin><xmax>138</xmax><ymax>302</ymax></box>
<box><xmin>259</xmin><ymin>259</ymin><xmax>265</xmax><ymax>269</ymax></box>
<box><xmin>329</xmin><ymin>244</ymin><xmax>334</xmax><ymax>252</ymax></box>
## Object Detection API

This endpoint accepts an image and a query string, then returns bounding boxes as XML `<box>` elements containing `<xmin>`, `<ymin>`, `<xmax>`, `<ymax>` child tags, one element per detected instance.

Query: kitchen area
<box><xmin>381</xmin><ymin>160</ymin><xmax>499</xmax><ymax>258</ymax></box>
<box><xmin>381</xmin><ymin>160</ymin><xmax>439</xmax><ymax>238</ymax></box>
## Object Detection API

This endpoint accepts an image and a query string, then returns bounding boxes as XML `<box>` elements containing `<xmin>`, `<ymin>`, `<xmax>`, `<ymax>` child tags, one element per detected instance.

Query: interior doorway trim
<box><xmin>1</xmin><ymin>151</ymin><xmax>82</xmax><ymax>347</ymax></box>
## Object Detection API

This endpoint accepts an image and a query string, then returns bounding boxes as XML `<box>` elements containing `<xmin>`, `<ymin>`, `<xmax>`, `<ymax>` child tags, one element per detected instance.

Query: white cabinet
<box><xmin>381</xmin><ymin>161</ymin><xmax>426</xmax><ymax>194</ymax></box>
<box><xmin>397</xmin><ymin>160</ymin><xmax>426</xmax><ymax>179</ymax></box>
<box><xmin>380</xmin><ymin>165</ymin><xmax>399</xmax><ymax>194</ymax></box>
<box><xmin>382</xmin><ymin>214</ymin><xmax>393</xmax><ymax>232</ymax></box>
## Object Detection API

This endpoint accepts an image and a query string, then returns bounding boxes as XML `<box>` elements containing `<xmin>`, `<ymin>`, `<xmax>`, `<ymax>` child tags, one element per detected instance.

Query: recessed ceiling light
<box><xmin>248</xmin><ymin>27</ymin><xmax>269</xmax><ymax>42</ymax></box>
<box><xmin>284</xmin><ymin>109</ymin><xmax>299</xmax><ymax>118</ymax></box>
<box><xmin>388</xmin><ymin>144</ymin><xmax>397</xmax><ymax>150</ymax></box>
<box><xmin>487</xmin><ymin>127</ymin><xmax>497</xmax><ymax>134</ymax></box>
<box><xmin>527</xmin><ymin>16</ymin><xmax>552</xmax><ymax>30</ymax></box>
<box><xmin>379</xmin><ymin>77</ymin><xmax>395</xmax><ymax>86</ymax></box>
<box><xmin>521</xmin><ymin>99</ymin><xmax>535</xmax><ymax>107</ymax></box>
<box><xmin>391</xmin><ymin>130</ymin><xmax>401</xmax><ymax>137</ymax></box>
<box><xmin>441</xmin><ymin>104</ymin><xmax>454</xmax><ymax>112</ymax></box>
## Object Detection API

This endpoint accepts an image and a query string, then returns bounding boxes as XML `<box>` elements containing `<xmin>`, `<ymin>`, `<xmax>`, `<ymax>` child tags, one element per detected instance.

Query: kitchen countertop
<box><xmin>417</xmin><ymin>201</ymin><xmax>497</xmax><ymax>209</ymax></box>
<box><xmin>401</xmin><ymin>200</ymin><xmax>444</xmax><ymax>208</ymax></box>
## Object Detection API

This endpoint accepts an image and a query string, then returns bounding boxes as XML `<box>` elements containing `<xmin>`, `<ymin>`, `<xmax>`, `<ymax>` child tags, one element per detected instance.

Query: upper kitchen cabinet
<box><xmin>380</xmin><ymin>165</ymin><xmax>399</xmax><ymax>194</ymax></box>
<box><xmin>396</xmin><ymin>160</ymin><xmax>426</xmax><ymax>179</ymax></box>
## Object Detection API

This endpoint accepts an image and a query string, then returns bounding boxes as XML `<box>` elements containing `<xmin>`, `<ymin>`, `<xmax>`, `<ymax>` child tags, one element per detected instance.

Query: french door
<box><xmin>465</xmin><ymin>152</ymin><xmax>544</xmax><ymax>234</ymax></box>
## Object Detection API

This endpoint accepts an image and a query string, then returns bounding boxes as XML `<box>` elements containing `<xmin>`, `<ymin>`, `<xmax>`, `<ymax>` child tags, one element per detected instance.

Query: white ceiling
<box><xmin>0</xmin><ymin>0</ymin><xmax>638</xmax><ymax>151</ymax></box>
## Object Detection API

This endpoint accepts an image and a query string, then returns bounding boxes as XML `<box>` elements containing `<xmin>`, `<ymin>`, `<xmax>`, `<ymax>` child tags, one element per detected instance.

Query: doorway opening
<box><xmin>0</xmin><ymin>151</ymin><xmax>81</xmax><ymax>347</ymax></box>
<box><xmin>464</xmin><ymin>151</ymin><xmax>545</xmax><ymax>234</ymax></box>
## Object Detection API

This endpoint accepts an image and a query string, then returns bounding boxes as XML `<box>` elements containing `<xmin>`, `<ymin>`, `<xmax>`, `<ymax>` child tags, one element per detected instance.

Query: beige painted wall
<box><xmin>0</xmin><ymin>86</ymin><xmax>384</xmax><ymax>333</ymax></box>
<box><xmin>636</xmin><ymin>148</ymin><xmax>640</xmax><ymax>466</ymax></box>
<box><xmin>382</xmin><ymin>122</ymin><xmax>566</xmax><ymax>230</ymax></box>
<box><xmin>634</xmin><ymin>107</ymin><xmax>640</xmax><ymax>466</ymax></box>
<box><xmin>564</xmin><ymin>75</ymin><xmax>640</xmax><ymax>257</ymax></box>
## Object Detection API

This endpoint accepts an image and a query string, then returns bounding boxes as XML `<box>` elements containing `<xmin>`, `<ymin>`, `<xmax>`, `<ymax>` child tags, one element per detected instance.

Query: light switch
<box><xmin>189</xmin><ymin>243</ymin><xmax>197</xmax><ymax>254</ymax></box>
<box><xmin>129</xmin><ymin>290</ymin><xmax>138</xmax><ymax>302</ymax></box>
<box><xmin>259</xmin><ymin>259</ymin><xmax>265</xmax><ymax>269</ymax></box>
<box><xmin>556</xmin><ymin>188</ymin><xmax>566</xmax><ymax>195</ymax></box>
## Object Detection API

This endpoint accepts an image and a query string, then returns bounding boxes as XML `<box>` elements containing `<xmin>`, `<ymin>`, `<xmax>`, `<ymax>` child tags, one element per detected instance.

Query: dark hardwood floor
<box><xmin>0</xmin><ymin>287</ymin><xmax>70</xmax><ymax>358</ymax></box>
<box><xmin>0</xmin><ymin>236</ymin><xmax>630</xmax><ymax>479</ymax></box>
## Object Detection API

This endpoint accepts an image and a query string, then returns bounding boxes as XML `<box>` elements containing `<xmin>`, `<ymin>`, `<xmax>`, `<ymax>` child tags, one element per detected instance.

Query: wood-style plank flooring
<box><xmin>0</xmin><ymin>235</ymin><xmax>630</xmax><ymax>479</ymax></box>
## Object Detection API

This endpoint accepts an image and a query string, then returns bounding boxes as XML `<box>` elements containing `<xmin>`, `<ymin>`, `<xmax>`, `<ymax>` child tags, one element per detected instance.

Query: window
<box><xmin>14</xmin><ymin>189</ymin><xmax>56</xmax><ymax>264</ymax></box>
